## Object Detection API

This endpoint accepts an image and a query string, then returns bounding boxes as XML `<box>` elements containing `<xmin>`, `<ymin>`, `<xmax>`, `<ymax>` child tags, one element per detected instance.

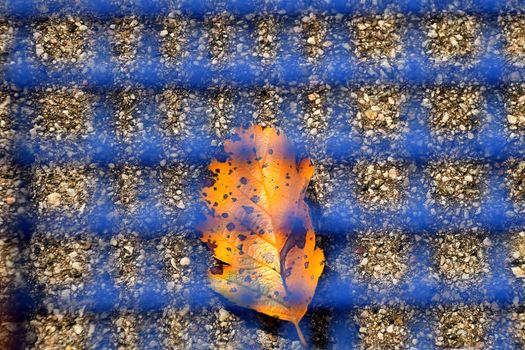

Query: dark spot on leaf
<box><xmin>304</xmin><ymin>261</ymin><xmax>309</xmax><ymax>269</ymax></box>
<box><xmin>240</xmin><ymin>177</ymin><xmax>248</xmax><ymax>185</ymax></box>
<box><xmin>238</xmin><ymin>234</ymin><xmax>246</xmax><ymax>241</ymax></box>
<box><xmin>251</xmin><ymin>195</ymin><xmax>260</xmax><ymax>203</ymax></box>
<box><xmin>285</xmin><ymin>267</ymin><xmax>292</xmax><ymax>278</ymax></box>
<box><xmin>231</xmin><ymin>134</ymin><xmax>241</xmax><ymax>142</ymax></box>
<box><xmin>203</xmin><ymin>178</ymin><xmax>215</xmax><ymax>187</ymax></box>
<box><xmin>206</xmin><ymin>240</ymin><xmax>217</xmax><ymax>251</ymax></box>
<box><xmin>221</xmin><ymin>213</ymin><xmax>229</xmax><ymax>218</ymax></box>
<box><xmin>226</xmin><ymin>222</ymin><xmax>236</xmax><ymax>231</ymax></box>
<box><xmin>210</xmin><ymin>266</ymin><xmax>223</xmax><ymax>275</ymax></box>
<box><xmin>242</xmin><ymin>205</ymin><xmax>254</xmax><ymax>214</ymax></box>
<box><xmin>268</xmin><ymin>149</ymin><xmax>273</xmax><ymax>155</ymax></box>
<box><xmin>244</xmin><ymin>275</ymin><xmax>252</xmax><ymax>283</ymax></box>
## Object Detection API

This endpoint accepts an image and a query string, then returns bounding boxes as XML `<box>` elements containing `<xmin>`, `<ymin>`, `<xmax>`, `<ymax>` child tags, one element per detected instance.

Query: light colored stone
<box><xmin>512</xmin><ymin>266</ymin><xmax>525</xmax><ymax>278</ymax></box>
<box><xmin>46</xmin><ymin>192</ymin><xmax>62</xmax><ymax>207</ymax></box>
<box><xmin>218</xmin><ymin>308</ymin><xmax>230</xmax><ymax>322</ymax></box>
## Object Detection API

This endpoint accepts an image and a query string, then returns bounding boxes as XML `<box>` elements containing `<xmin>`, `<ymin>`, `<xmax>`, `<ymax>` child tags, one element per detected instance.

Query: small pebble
<box><xmin>179</xmin><ymin>257</ymin><xmax>190</xmax><ymax>266</ymax></box>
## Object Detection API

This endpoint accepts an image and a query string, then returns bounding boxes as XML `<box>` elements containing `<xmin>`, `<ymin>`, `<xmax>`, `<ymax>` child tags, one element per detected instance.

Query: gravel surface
<box><xmin>0</xmin><ymin>91</ymin><xmax>12</xmax><ymax>153</ymax></box>
<box><xmin>505</xmin><ymin>84</ymin><xmax>525</xmax><ymax>134</ymax></box>
<box><xmin>299</xmin><ymin>13</ymin><xmax>329</xmax><ymax>61</ymax></box>
<box><xmin>430</xmin><ymin>230</ymin><xmax>490</xmax><ymax>287</ymax></box>
<box><xmin>426</xmin><ymin>160</ymin><xmax>488</xmax><ymax>208</ymax></box>
<box><xmin>159</xmin><ymin>14</ymin><xmax>189</xmax><ymax>66</ymax></box>
<box><xmin>354</xmin><ymin>306</ymin><xmax>413</xmax><ymax>350</ymax></box>
<box><xmin>32</xmin><ymin>16</ymin><xmax>93</xmax><ymax>66</ymax></box>
<box><xmin>1</xmin><ymin>6</ymin><xmax>525</xmax><ymax>350</ymax></box>
<box><xmin>423</xmin><ymin>85</ymin><xmax>485</xmax><ymax>140</ymax></box>
<box><xmin>255</xmin><ymin>16</ymin><xmax>279</xmax><ymax>62</ymax></box>
<box><xmin>109</xmin><ymin>16</ymin><xmax>142</xmax><ymax>63</ymax></box>
<box><xmin>434</xmin><ymin>304</ymin><xmax>492</xmax><ymax>349</ymax></box>
<box><xmin>350</xmin><ymin>230</ymin><xmax>411</xmax><ymax>286</ymax></box>
<box><xmin>352</xmin><ymin>159</ymin><xmax>411</xmax><ymax>211</ymax></box>
<box><xmin>31</xmin><ymin>164</ymin><xmax>96</xmax><ymax>217</ymax></box>
<box><xmin>423</xmin><ymin>15</ymin><xmax>481</xmax><ymax>64</ymax></box>
<box><xmin>349</xmin><ymin>12</ymin><xmax>405</xmax><ymax>61</ymax></box>
<box><xmin>32</xmin><ymin>87</ymin><xmax>94</xmax><ymax>141</ymax></box>
<box><xmin>500</xmin><ymin>15</ymin><xmax>525</xmax><ymax>66</ymax></box>
<box><xmin>351</xmin><ymin>85</ymin><xmax>407</xmax><ymax>140</ymax></box>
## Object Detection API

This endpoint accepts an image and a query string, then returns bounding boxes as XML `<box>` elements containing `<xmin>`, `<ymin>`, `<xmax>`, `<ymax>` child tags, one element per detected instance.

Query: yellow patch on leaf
<box><xmin>198</xmin><ymin>125</ymin><xmax>325</xmax><ymax>346</ymax></box>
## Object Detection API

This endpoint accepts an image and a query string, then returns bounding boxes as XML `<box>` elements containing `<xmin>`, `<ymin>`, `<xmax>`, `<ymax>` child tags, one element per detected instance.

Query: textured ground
<box><xmin>1</xmin><ymin>3</ymin><xmax>525</xmax><ymax>350</ymax></box>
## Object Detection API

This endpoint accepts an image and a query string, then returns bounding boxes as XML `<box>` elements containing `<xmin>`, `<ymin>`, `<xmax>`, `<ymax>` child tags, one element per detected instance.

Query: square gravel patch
<box><xmin>504</xmin><ymin>84</ymin><xmax>525</xmax><ymax>134</ymax></box>
<box><xmin>426</xmin><ymin>160</ymin><xmax>488</xmax><ymax>208</ymax></box>
<box><xmin>422</xmin><ymin>85</ymin><xmax>485</xmax><ymax>140</ymax></box>
<box><xmin>429</xmin><ymin>230</ymin><xmax>490</xmax><ymax>287</ymax></box>
<box><xmin>299</xmin><ymin>13</ymin><xmax>330</xmax><ymax>61</ymax></box>
<box><xmin>31</xmin><ymin>164</ymin><xmax>97</xmax><ymax>217</ymax></box>
<box><xmin>205</xmin><ymin>14</ymin><xmax>234</xmax><ymax>65</ymax></box>
<box><xmin>352</xmin><ymin>159</ymin><xmax>411</xmax><ymax>211</ymax></box>
<box><xmin>28</xmin><ymin>310</ymin><xmax>95</xmax><ymax>350</ymax></box>
<box><xmin>351</xmin><ymin>230</ymin><xmax>412</xmax><ymax>287</ymax></box>
<box><xmin>254</xmin><ymin>15</ymin><xmax>279</xmax><ymax>63</ymax></box>
<box><xmin>29</xmin><ymin>229</ymin><xmax>98</xmax><ymax>300</ymax></box>
<box><xmin>0</xmin><ymin>91</ymin><xmax>12</xmax><ymax>152</ymax></box>
<box><xmin>351</xmin><ymin>85</ymin><xmax>407</xmax><ymax>139</ymax></box>
<box><xmin>159</xmin><ymin>14</ymin><xmax>189</xmax><ymax>66</ymax></box>
<box><xmin>253</xmin><ymin>86</ymin><xmax>283</xmax><ymax>128</ymax></box>
<box><xmin>355</xmin><ymin>305</ymin><xmax>413</xmax><ymax>350</ymax></box>
<box><xmin>434</xmin><ymin>304</ymin><xmax>492</xmax><ymax>349</ymax></box>
<box><xmin>158</xmin><ymin>89</ymin><xmax>189</xmax><ymax>138</ymax></box>
<box><xmin>32</xmin><ymin>16</ymin><xmax>93</xmax><ymax>66</ymax></box>
<box><xmin>108</xmin><ymin>16</ymin><xmax>143</xmax><ymax>63</ymax></box>
<box><xmin>500</xmin><ymin>15</ymin><xmax>525</xmax><ymax>65</ymax></box>
<box><xmin>423</xmin><ymin>15</ymin><xmax>481</xmax><ymax>63</ymax></box>
<box><xmin>32</xmin><ymin>87</ymin><xmax>95</xmax><ymax>141</ymax></box>
<box><xmin>348</xmin><ymin>12</ymin><xmax>405</xmax><ymax>61</ymax></box>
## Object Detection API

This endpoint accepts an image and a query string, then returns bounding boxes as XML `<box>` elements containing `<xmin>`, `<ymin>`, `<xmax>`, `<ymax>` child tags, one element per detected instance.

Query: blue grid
<box><xmin>1</xmin><ymin>0</ymin><xmax>525</xmax><ymax>349</ymax></box>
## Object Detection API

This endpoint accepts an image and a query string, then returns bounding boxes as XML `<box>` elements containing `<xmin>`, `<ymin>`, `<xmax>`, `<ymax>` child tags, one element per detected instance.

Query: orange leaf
<box><xmin>198</xmin><ymin>125</ymin><xmax>325</xmax><ymax>346</ymax></box>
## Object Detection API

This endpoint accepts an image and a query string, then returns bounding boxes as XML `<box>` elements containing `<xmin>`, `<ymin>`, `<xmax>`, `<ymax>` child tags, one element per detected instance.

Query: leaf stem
<box><xmin>293</xmin><ymin>321</ymin><xmax>308</xmax><ymax>348</ymax></box>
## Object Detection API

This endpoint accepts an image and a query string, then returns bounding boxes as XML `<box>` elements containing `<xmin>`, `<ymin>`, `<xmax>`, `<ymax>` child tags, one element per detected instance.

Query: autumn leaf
<box><xmin>198</xmin><ymin>125</ymin><xmax>325</xmax><ymax>346</ymax></box>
